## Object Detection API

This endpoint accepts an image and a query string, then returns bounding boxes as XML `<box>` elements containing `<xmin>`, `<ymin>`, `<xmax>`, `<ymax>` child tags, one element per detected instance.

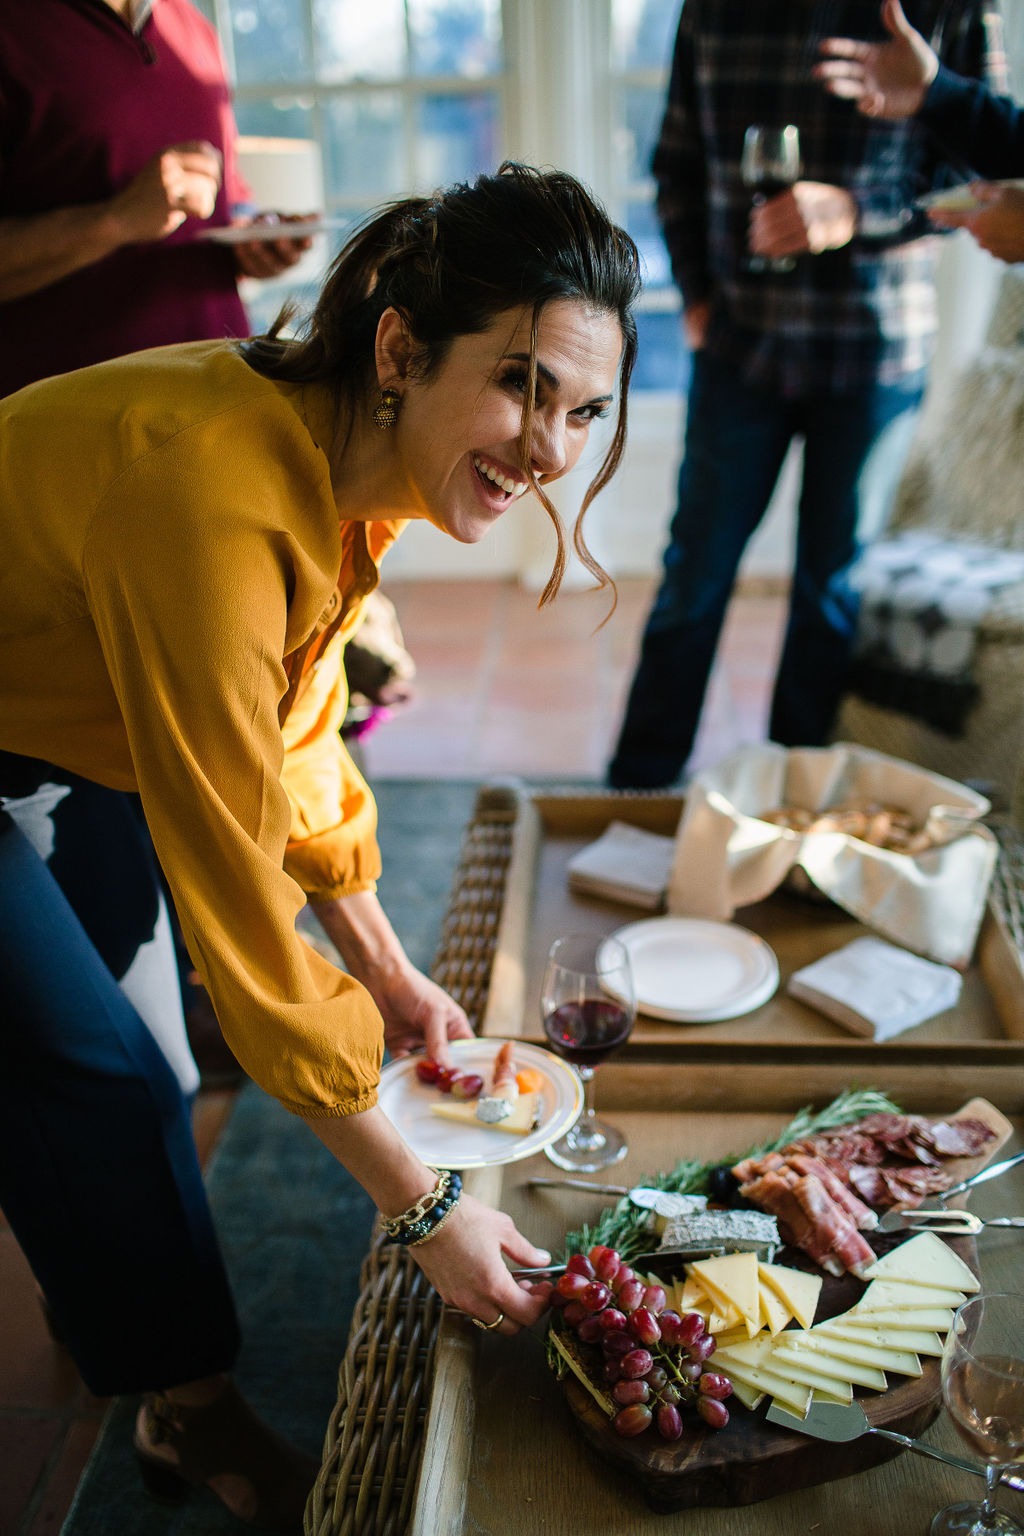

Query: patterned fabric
<box><xmin>849</xmin><ymin>531</ymin><xmax>1024</xmax><ymax>732</ymax></box>
<box><xmin>653</xmin><ymin>0</ymin><xmax>1007</xmax><ymax>396</ymax></box>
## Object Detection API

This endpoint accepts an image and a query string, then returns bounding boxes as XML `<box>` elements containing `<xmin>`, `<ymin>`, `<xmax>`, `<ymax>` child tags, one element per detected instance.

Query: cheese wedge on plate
<box><xmin>802</xmin><ymin>1328</ymin><xmax>923</xmax><ymax>1377</ymax></box>
<box><xmin>861</xmin><ymin>1231</ymin><xmax>980</xmax><ymax>1293</ymax></box>
<box><xmin>429</xmin><ymin>1091</ymin><xmax>539</xmax><ymax>1135</ymax></box>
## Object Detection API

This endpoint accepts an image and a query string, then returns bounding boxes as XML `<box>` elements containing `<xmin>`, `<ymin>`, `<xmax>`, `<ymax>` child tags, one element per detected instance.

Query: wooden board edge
<box><xmin>977</xmin><ymin>901</ymin><xmax>1024</xmax><ymax>1041</ymax></box>
<box><xmin>479</xmin><ymin>791</ymin><xmax>540</xmax><ymax>1039</ymax></box>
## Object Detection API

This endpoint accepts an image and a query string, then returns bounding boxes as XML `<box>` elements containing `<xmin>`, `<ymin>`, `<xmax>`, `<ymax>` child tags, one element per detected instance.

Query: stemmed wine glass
<box><xmin>541</xmin><ymin>933</ymin><xmax>636</xmax><ymax>1172</ymax></box>
<box><xmin>741</xmin><ymin>123</ymin><xmax>802</xmax><ymax>273</ymax></box>
<box><xmin>933</xmin><ymin>1292</ymin><xmax>1024</xmax><ymax>1536</ymax></box>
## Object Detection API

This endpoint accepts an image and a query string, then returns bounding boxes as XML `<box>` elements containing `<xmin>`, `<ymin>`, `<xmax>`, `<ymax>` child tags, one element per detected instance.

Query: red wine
<box><xmin>544</xmin><ymin>999</ymin><xmax>632</xmax><ymax>1066</ymax></box>
<box><xmin>745</xmin><ymin>175</ymin><xmax>795</xmax><ymax>203</ymax></box>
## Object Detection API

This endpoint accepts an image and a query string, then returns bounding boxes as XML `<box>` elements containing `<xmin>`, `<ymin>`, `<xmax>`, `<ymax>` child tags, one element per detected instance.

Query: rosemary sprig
<box><xmin>562</xmin><ymin>1087</ymin><xmax>902</xmax><ymax>1262</ymax></box>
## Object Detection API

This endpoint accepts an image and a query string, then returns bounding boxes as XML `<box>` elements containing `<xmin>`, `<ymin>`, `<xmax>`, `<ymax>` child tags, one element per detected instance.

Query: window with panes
<box><xmin>195</xmin><ymin>0</ymin><xmax>687</xmax><ymax>390</ymax></box>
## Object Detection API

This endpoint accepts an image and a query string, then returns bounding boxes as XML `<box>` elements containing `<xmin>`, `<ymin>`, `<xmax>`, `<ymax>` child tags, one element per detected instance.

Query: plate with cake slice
<box><xmin>378</xmin><ymin>1038</ymin><xmax>584</xmax><ymax>1169</ymax></box>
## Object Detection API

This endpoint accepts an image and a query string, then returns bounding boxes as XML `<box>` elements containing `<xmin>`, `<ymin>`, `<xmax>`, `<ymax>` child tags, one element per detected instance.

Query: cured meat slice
<box><xmin>925</xmin><ymin>1118</ymin><xmax>997</xmax><ymax>1157</ymax></box>
<box><xmin>786</xmin><ymin>1153</ymin><xmax>879</xmax><ymax>1231</ymax></box>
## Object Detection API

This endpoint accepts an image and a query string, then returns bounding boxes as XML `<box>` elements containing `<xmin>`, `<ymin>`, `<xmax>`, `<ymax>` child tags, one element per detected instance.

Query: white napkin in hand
<box><xmin>787</xmin><ymin>936</ymin><xmax>962</xmax><ymax>1041</ymax></box>
<box><xmin>567</xmin><ymin>820</ymin><xmax>675</xmax><ymax>910</ymax></box>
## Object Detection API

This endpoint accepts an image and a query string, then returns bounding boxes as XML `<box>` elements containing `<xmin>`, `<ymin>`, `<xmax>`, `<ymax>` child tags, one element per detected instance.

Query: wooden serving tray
<box><xmin>410</xmin><ymin>1085</ymin><xmax>1024</xmax><ymax>1535</ymax></box>
<box><xmin>468</xmin><ymin>790</ymin><xmax>1024</xmax><ymax>1096</ymax></box>
<box><xmin>555</xmin><ymin>1097</ymin><xmax>1011</xmax><ymax>1513</ymax></box>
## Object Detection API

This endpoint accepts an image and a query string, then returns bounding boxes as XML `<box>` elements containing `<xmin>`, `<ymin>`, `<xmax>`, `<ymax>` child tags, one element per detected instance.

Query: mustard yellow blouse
<box><xmin>0</xmin><ymin>340</ymin><xmax>407</xmax><ymax>1116</ymax></box>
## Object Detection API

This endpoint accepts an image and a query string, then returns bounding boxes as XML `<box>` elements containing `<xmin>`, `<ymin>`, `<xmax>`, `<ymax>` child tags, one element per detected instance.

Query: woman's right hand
<box><xmin>406</xmin><ymin>1192</ymin><xmax>554</xmax><ymax>1335</ymax></box>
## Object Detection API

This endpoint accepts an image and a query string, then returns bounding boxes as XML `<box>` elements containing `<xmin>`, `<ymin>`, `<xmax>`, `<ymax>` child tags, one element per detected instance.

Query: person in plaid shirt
<box><xmin>608</xmin><ymin>0</ymin><xmax>1007</xmax><ymax>791</ymax></box>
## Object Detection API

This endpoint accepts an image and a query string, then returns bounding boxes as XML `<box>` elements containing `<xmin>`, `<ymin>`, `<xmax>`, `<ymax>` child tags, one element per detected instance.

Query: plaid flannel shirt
<box><xmin>654</xmin><ymin>0</ymin><xmax>1008</xmax><ymax>395</ymax></box>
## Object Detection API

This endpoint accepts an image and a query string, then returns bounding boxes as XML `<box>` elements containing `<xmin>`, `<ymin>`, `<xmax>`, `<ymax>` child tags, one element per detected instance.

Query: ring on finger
<box><xmin>470</xmin><ymin>1311</ymin><xmax>505</xmax><ymax>1331</ymax></box>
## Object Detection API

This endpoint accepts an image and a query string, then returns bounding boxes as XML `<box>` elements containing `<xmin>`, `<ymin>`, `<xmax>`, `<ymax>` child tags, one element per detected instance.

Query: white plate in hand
<box><xmin>917</xmin><ymin>178</ymin><xmax>1024</xmax><ymax>212</ymax></box>
<box><xmin>377</xmin><ymin>1038</ymin><xmax>583</xmax><ymax>1169</ymax></box>
<box><xmin>610</xmin><ymin>916</ymin><xmax>779</xmax><ymax>1023</ymax></box>
<box><xmin>198</xmin><ymin>218</ymin><xmax>348</xmax><ymax>243</ymax></box>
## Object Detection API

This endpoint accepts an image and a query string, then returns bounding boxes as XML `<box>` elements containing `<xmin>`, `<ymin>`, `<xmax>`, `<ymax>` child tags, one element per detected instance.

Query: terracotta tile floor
<box><xmin>0</xmin><ymin>575</ymin><xmax>785</xmax><ymax>1535</ymax></box>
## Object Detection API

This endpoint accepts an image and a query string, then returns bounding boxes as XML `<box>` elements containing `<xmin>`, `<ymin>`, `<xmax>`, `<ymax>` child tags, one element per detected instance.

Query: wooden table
<box><xmin>306</xmin><ymin>787</ymin><xmax>1024</xmax><ymax>1536</ymax></box>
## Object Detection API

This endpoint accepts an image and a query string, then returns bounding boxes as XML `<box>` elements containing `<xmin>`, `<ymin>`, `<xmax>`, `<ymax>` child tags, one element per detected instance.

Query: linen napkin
<box><xmin>567</xmin><ymin>819</ymin><xmax>675</xmax><ymax>910</ymax></box>
<box><xmin>787</xmin><ymin>936</ymin><xmax>962</xmax><ymax>1041</ymax></box>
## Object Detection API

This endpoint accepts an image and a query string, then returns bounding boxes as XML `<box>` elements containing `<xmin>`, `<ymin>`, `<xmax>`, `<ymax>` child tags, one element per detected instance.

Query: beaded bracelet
<box><xmin>381</xmin><ymin>1169</ymin><xmax>463</xmax><ymax>1247</ymax></box>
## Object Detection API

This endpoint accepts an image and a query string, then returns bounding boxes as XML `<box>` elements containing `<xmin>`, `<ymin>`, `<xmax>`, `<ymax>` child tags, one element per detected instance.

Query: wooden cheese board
<box><xmin>550</xmin><ymin>1097</ymin><xmax>1013</xmax><ymax>1511</ymax></box>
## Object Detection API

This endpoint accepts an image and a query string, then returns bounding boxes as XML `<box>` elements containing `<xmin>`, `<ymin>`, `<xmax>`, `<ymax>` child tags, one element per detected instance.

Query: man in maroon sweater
<box><xmin>0</xmin><ymin>0</ymin><xmax>312</xmax><ymax>395</ymax></box>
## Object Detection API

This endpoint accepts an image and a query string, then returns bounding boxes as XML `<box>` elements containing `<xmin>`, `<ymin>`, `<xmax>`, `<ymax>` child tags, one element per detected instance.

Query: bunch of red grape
<box><xmin>549</xmin><ymin>1244</ymin><xmax>732</xmax><ymax>1440</ymax></box>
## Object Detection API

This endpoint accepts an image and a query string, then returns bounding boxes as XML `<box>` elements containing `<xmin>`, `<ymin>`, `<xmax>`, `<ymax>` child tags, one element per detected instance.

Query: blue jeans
<box><xmin>0</xmin><ymin>770</ymin><xmax>239</xmax><ymax>1395</ymax></box>
<box><xmin>608</xmin><ymin>350</ymin><xmax>923</xmax><ymax>788</ymax></box>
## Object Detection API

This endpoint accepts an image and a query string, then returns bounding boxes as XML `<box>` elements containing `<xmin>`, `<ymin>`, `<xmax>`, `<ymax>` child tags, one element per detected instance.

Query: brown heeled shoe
<box><xmin>134</xmin><ymin>1380</ymin><xmax>318</xmax><ymax>1532</ymax></box>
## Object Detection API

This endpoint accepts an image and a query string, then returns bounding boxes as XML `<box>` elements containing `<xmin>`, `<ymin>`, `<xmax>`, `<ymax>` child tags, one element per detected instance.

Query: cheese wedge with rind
<box><xmin>854</xmin><ymin>1278</ymin><xmax>966</xmax><ymax>1311</ymax></box>
<box><xmin>812</xmin><ymin>1321</ymin><xmax>944</xmax><ymax>1356</ymax></box>
<box><xmin>769</xmin><ymin>1340</ymin><xmax>888</xmax><ymax>1391</ymax></box>
<box><xmin>840</xmin><ymin>1306</ymin><xmax>955</xmax><ymax>1332</ymax></box>
<box><xmin>801</xmin><ymin>1330</ymin><xmax>923</xmax><ymax>1376</ymax></box>
<box><xmin>861</xmin><ymin>1231</ymin><xmax>980</xmax><ymax>1293</ymax></box>
<box><xmin>429</xmin><ymin>1091</ymin><xmax>538</xmax><ymax>1134</ymax></box>
<box><xmin>758</xmin><ymin>1262</ymin><xmax>822</xmax><ymax>1330</ymax></box>
<box><xmin>714</xmin><ymin>1360</ymin><xmax>812</xmax><ymax>1418</ymax></box>
<box><xmin>759</xmin><ymin>1284</ymin><xmax>792</xmax><ymax>1337</ymax></box>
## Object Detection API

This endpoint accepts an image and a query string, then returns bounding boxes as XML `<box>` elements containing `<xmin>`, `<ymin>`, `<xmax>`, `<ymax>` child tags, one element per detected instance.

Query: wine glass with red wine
<box><xmin>932</xmin><ymin>1292</ymin><xmax>1024</xmax><ymax>1536</ymax></box>
<box><xmin>741</xmin><ymin>123</ymin><xmax>801</xmax><ymax>274</ymax></box>
<box><xmin>541</xmin><ymin>933</ymin><xmax>636</xmax><ymax>1172</ymax></box>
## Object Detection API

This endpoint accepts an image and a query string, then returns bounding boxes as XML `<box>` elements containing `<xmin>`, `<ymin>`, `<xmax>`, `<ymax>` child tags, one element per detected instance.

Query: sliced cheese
<box><xmin>714</xmin><ymin>1360</ymin><xmax>812</xmax><ymax>1418</ymax></box>
<box><xmin>842</xmin><ymin>1306</ymin><xmax>955</xmax><ymax>1333</ymax></box>
<box><xmin>690</xmin><ymin>1253</ymin><xmax>761</xmax><ymax>1333</ymax></box>
<box><xmin>770</xmin><ymin>1340</ymin><xmax>886</xmax><ymax>1392</ymax></box>
<box><xmin>758</xmin><ymin>1262</ymin><xmax>822</xmax><ymax>1331</ymax></box>
<box><xmin>759</xmin><ymin>1355</ymin><xmax>856</xmax><ymax>1399</ymax></box>
<box><xmin>812</xmin><ymin>1320</ymin><xmax>945</xmax><ymax>1357</ymax></box>
<box><xmin>711</xmin><ymin>1326</ymin><xmax>751</xmax><ymax>1350</ymax></box>
<box><xmin>726</xmin><ymin>1377</ymin><xmax>765</xmax><ymax>1412</ymax></box>
<box><xmin>855</xmin><ymin>1279</ymin><xmax>966</xmax><ymax>1311</ymax></box>
<box><xmin>759</xmin><ymin>1283</ymin><xmax>792</xmax><ymax>1338</ymax></box>
<box><xmin>678</xmin><ymin>1273</ymin><xmax>710</xmax><ymax>1311</ymax></box>
<box><xmin>802</xmin><ymin>1328</ymin><xmax>922</xmax><ymax>1377</ymax></box>
<box><xmin>862</xmin><ymin>1231</ymin><xmax>980</xmax><ymax>1294</ymax></box>
<box><xmin>429</xmin><ymin>1091</ymin><xmax>538</xmax><ymax>1135</ymax></box>
<box><xmin>811</xmin><ymin>1387</ymin><xmax>855</xmax><ymax>1406</ymax></box>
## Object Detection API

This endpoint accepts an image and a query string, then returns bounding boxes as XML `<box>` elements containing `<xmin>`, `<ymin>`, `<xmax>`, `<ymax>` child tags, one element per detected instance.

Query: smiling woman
<box><xmin>244</xmin><ymin>161</ymin><xmax>641</xmax><ymax>597</ymax></box>
<box><xmin>0</xmin><ymin>163</ymin><xmax>640</xmax><ymax>1528</ymax></box>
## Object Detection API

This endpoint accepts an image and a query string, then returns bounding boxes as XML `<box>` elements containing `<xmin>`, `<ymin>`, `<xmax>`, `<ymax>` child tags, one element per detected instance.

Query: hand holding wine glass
<box><xmin>933</xmin><ymin>1292</ymin><xmax>1024</xmax><ymax>1536</ymax></box>
<box><xmin>541</xmin><ymin>933</ymin><xmax>635</xmax><ymax>1172</ymax></box>
<box><xmin>741</xmin><ymin>123</ymin><xmax>802</xmax><ymax>273</ymax></box>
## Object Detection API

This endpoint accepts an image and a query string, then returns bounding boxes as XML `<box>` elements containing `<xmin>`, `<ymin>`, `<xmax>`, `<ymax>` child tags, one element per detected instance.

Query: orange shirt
<box><xmin>0</xmin><ymin>340</ymin><xmax>407</xmax><ymax>1115</ymax></box>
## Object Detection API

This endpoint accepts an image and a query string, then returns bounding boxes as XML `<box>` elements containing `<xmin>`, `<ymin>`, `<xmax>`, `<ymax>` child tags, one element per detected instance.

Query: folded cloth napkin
<box><xmin>848</xmin><ymin>531</ymin><xmax>1024</xmax><ymax>735</ymax></box>
<box><xmin>567</xmin><ymin>819</ymin><xmax>675</xmax><ymax>910</ymax></box>
<box><xmin>787</xmin><ymin>936</ymin><xmax>962</xmax><ymax>1042</ymax></box>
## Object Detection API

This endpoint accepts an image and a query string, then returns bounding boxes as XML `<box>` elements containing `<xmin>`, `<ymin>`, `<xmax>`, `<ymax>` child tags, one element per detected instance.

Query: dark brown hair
<box><xmin>242</xmin><ymin>161</ymin><xmax>641</xmax><ymax>603</ymax></box>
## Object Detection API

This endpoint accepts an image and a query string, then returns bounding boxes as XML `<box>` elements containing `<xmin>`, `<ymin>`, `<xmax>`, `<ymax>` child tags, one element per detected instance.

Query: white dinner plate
<box><xmin>377</xmin><ymin>1038</ymin><xmax>583</xmax><ymax>1170</ymax></box>
<box><xmin>198</xmin><ymin>218</ymin><xmax>347</xmax><ymax>244</ymax></box>
<box><xmin>609</xmin><ymin>917</ymin><xmax>779</xmax><ymax>1023</ymax></box>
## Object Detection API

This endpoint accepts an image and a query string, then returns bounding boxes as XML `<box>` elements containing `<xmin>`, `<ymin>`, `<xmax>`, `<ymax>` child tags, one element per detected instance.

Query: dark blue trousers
<box><xmin>609</xmin><ymin>350</ymin><xmax>923</xmax><ymax>788</ymax></box>
<box><xmin>0</xmin><ymin>774</ymin><xmax>240</xmax><ymax>1396</ymax></box>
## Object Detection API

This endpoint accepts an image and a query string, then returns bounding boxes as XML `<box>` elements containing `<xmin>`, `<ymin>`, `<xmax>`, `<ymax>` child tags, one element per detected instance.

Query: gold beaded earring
<box><xmin>372</xmin><ymin>387</ymin><xmax>401</xmax><ymax>430</ymax></box>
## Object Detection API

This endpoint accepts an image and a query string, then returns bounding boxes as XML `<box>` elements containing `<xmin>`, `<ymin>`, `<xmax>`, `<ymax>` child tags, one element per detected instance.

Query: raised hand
<box><xmin>814</xmin><ymin>0</ymin><xmax>939</xmax><ymax>120</ymax></box>
<box><xmin>107</xmin><ymin>140</ymin><xmax>223</xmax><ymax>243</ymax></box>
